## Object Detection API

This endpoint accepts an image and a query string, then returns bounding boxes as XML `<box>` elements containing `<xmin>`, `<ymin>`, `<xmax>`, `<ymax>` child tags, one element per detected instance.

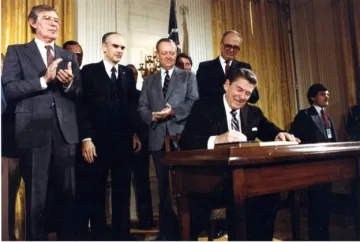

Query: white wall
<box><xmin>76</xmin><ymin>0</ymin><xmax>213</xmax><ymax>88</ymax></box>
<box><xmin>75</xmin><ymin>0</ymin><xmax>213</xmax><ymax>220</ymax></box>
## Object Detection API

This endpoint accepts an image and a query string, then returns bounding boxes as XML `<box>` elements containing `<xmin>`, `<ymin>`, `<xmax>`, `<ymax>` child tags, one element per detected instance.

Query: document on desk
<box><xmin>215</xmin><ymin>141</ymin><xmax>299</xmax><ymax>149</ymax></box>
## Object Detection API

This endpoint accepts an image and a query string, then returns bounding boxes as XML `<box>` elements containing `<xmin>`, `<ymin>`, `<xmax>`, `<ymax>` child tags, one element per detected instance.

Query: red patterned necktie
<box><xmin>163</xmin><ymin>70</ymin><xmax>170</xmax><ymax>98</ymax></box>
<box><xmin>45</xmin><ymin>45</ymin><xmax>54</xmax><ymax>67</ymax></box>
<box><xmin>321</xmin><ymin>109</ymin><xmax>330</xmax><ymax>128</ymax></box>
<box><xmin>225</xmin><ymin>60</ymin><xmax>230</xmax><ymax>77</ymax></box>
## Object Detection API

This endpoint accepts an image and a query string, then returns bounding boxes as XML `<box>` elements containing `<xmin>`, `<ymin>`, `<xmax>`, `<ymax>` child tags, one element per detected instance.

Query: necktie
<box><xmin>45</xmin><ymin>45</ymin><xmax>54</xmax><ymax>67</ymax></box>
<box><xmin>321</xmin><ymin>109</ymin><xmax>330</xmax><ymax>128</ymax></box>
<box><xmin>230</xmin><ymin>110</ymin><xmax>240</xmax><ymax>131</ymax></box>
<box><xmin>111</xmin><ymin>67</ymin><xmax>117</xmax><ymax>83</ymax></box>
<box><xmin>163</xmin><ymin>70</ymin><xmax>170</xmax><ymax>98</ymax></box>
<box><xmin>225</xmin><ymin>60</ymin><xmax>230</xmax><ymax>78</ymax></box>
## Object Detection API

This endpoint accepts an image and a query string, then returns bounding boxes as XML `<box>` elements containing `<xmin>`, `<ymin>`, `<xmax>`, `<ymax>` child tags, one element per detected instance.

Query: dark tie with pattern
<box><xmin>163</xmin><ymin>70</ymin><xmax>170</xmax><ymax>98</ymax></box>
<box><xmin>321</xmin><ymin>109</ymin><xmax>330</xmax><ymax>128</ymax></box>
<box><xmin>225</xmin><ymin>60</ymin><xmax>230</xmax><ymax>77</ymax></box>
<box><xmin>45</xmin><ymin>45</ymin><xmax>54</xmax><ymax>67</ymax></box>
<box><xmin>230</xmin><ymin>110</ymin><xmax>240</xmax><ymax>131</ymax></box>
<box><xmin>111</xmin><ymin>67</ymin><xmax>117</xmax><ymax>83</ymax></box>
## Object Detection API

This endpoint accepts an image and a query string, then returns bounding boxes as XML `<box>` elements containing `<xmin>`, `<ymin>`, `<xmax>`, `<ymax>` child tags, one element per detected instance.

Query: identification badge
<box><xmin>326</xmin><ymin>128</ymin><xmax>332</xmax><ymax>139</ymax></box>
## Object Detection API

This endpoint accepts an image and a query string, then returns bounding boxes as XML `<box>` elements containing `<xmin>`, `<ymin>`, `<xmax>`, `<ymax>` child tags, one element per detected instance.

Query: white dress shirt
<box><xmin>313</xmin><ymin>105</ymin><xmax>324</xmax><ymax>118</ymax></box>
<box><xmin>207</xmin><ymin>95</ymin><xmax>242</xmax><ymax>149</ymax></box>
<box><xmin>34</xmin><ymin>38</ymin><xmax>55</xmax><ymax>90</ymax></box>
<box><xmin>219</xmin><ymin>55</ymin><xmax>233</xmax><ymax>75</ymax></box>
<box><xmin>160</xmin><ymin>67</ymin><xmax>175</xmax><ymax>87</ymax></box>
<box><xmin>103</xmin><ymin>59</ymin><xmax>119</xmax><ymax>79</ymax></box>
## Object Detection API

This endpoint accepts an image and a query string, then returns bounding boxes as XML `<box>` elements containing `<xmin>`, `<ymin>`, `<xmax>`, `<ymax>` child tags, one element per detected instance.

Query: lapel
<box><xmin>117</xmin><ymin>65</ymin><xmax>128</xmax><ymax>103</ymax></box>
<box><xmin>214</xmin><ymin>57</ymin><xmax>226</xmax><ymax>80</ymax></box>
<box><xmin>165</xmin><ymin>67</ymin><xmax>179</xmax><ymax>101</ymax></box>
<box><xmin>98</xmin><ymin>61</ymin><xmax>113</xmax><ymax>85</ymax></box>
<box><xmin>212</xmin><ymin>97</ymin><xmax>228</xmax><ymax>134</ymax></box>
<box><xmin>24</xmin><ymin>40</ymin><xmax>47</xmax><ymax>74</ymax></box>
<box><xmin>309</xmin><ymin>106</ymin><xmax>327</xmax><ymax>139</ymax></box>
<box><xmin>240</xmin><ymin>104</ymin><xmax>252</xmax><ymax>135</ymax></box>
<box><xmin>153</xmin><ymin>71</ymin><xmax>164</xmax><ymax>102</ymax></box>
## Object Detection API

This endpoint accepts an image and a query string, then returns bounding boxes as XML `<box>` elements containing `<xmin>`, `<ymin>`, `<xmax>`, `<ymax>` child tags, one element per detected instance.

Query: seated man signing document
<box><xmin>179</xmin><ymin>68</ymin><xmax>299</xmax><ymax>151</ymax></box>
<box><xmin>179</xmin><ymin>68</ymin><xmax>300</xmax><ymax>241</ymax></box>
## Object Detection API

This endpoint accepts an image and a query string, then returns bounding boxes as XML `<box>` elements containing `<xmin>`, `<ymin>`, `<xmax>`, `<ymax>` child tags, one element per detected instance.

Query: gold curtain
<box><xmin>1</xmin><ymin>0</ymin><xmax>75</xmax><ymax>54</ymax></box>
<box><xmin>1</xmin><ymin>1</ymin><xmax>75</xmax><ymax>239</ymax></box>
<box><xmin>211</xmin><ymin>0</ymin><xmax>295</xmax><ymax>130</ymax></box>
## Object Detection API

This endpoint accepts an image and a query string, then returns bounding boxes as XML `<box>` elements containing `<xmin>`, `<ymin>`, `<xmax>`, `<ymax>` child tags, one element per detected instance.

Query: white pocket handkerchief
<box><xmin>251</xmin><ymin>127</ymin><xmax>258</xmax><ymax>131</ymax></box>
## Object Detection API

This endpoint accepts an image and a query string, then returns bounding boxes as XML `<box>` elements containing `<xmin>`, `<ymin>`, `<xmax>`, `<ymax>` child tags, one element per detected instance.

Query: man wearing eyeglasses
<box><xmin>196</xmin><ymin>30</ymin><xmax>259</xmax><ymax>104</ymax></box>
<box><xmin>1</xmin><ymin>4</ymin><xmax>81</xmax><ymax>240</ymax></box>
<box><xmin>63</xmin><ymin>40</ymin><xmax>83</xmax><ymax>67</ymax></box>
<box><xmin>77</xmin><ymin>32</ymin><xmax>139</xmax><ymax>240</ymax></box>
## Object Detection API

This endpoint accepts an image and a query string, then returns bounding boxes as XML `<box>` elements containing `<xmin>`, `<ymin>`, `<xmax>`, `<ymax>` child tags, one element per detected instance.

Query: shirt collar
<box><xmin>219</xmin><ymin>55</ymin><xmax>233</xmax><ymax>66</ymax></box>
<box><xmin>103</xmin><ymin>59</ymin><xmax>118</xmax><ymax>74</ymax></box>
<box><xmin>313</xmin><ymin>105</ymin><xmax>323</xmax><ymax>115</ymax></box>
<box><xmin>161</xmin><ymin>67</ymin><xmax>175</xmax><ymax>77</ymax></box>
<box><xmin>223</xmin><ymin>94</ymin><xmax>236</xmax><ymax>114</ymax></box>
<box><xmin>34</xmin><ymin>38</ymin><xmax>55</xmax><ymax>51</ymax></box>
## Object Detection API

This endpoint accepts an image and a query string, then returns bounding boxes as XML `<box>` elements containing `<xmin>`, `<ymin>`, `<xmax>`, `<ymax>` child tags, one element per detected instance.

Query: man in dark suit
<box><xmin>1</xmin><ymin>4</ymin><xmax>81</xmax><ymax>240</ymax></box>
<box><xmin>126</xmin><ymin>64</ymin><xmax>155</xmax><ymax>229</ymax></box>
<box><xmin>77</xmin><ymin>32</ymin><xmax>139</xmax><ymax>240</ymax></box>
<box><xmin>138</xmin><ymin>38</ymin><xmax>199</xmax><ymax>240</ymax></box>
<box><xmin>290</xmin><ymin>83</ymin><xmax>336</xmax><ymax>240</ymax></box>
<box><xmin>179</xmin><ymin>68</ymin><xmax>298</xmax><ymax>240</ymax></box>
<box><xmin>346</xmin><ymin>104</ymin><xmax>360</xmax><ymax>141</ymax></box>
<box><xmin>196</xmin><ymin>30</ymin><xmax>259</xmax><ymax>104</ymax></box>
<box><xmin>1</xmin><ymin>52</ymin><xmax>21</xmax><ymax>241</ymax></box>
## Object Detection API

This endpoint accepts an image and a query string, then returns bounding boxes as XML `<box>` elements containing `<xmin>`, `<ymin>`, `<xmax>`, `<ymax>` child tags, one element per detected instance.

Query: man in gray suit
<box><xmin>138</xmin><ymin>38</ymin><xmax>198</xmax><ymax>240</ymax></box>
<box><xmin>2</xmin><ymin>4</ymin><xmax>81</xmax><ymax>240</ymax></box>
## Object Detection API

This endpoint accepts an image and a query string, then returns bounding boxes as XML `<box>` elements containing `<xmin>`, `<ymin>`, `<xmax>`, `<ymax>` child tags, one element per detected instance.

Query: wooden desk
<box><xmin>162</xmin><ymin>142</ymin><xmax>360</xmax><ymax>240</ymax></box>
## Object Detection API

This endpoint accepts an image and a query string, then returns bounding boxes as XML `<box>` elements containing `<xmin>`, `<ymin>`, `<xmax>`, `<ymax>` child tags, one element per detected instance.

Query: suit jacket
<box><xmin>134</xmin><ymin>89</ymin><xmax>149</xmax><ymax>143</ymax></box>
<box><xmin>289</xmin><ymin>106</ymin><xmax>337</xmax><ymax>144</ymax></box>
<box><xmin>138</xmin><ymin>67</ymin><xmax>199</xmax><ymax>151</ymax></box>
<box><xmin>346</xmin><ymin>104</ymin><xmax>360</xmax><ymax>141</ymax></box>
<box><xmin>1</xmin><ymin>39</ymin><xmax>81</xmax><ymax>149</ymax></box>
<box><xmin>196</xmin><ymin>57</ymin><xmax>259</xmax><ymax>103</ymax></box>
<box><xmin>79</xmin><ymin>61</ymin><xmax>138</xmax><ymax>145</ymax></box>
<box><xmin>179</xmin><ymin>97</ymin><xmax>282</xmax><ymax>150</ymax></box>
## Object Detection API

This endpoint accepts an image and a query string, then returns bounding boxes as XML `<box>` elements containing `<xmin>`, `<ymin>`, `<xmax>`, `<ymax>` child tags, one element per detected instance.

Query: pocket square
<box><xmin>251</xmin><ymin>127</ymin><xmax>258</xmax><ymax>131</ymax></box>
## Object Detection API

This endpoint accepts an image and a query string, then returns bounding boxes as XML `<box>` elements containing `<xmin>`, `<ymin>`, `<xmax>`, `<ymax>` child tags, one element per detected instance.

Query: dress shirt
<box><xmin>160</xmin><ymin>67</ymin><xmax>175</xmax><ymax>87</ymax></box>
<box><xmin>219</xmin><ymin>55</ymin><xmax>233</xmax><ymax>75</ymax></box>
<box><xmin>207</xmin><ymin>95</ymin><xmax>241</xmax><ymax>149</ymax></box>
<box><xmin>103</xmin><ymin>59</ymin><xmax>119</xmax><ymax>79</ymax></box>
<box><xmin>313</xmin><ymin>105</ymin><xmax>325</xmax><ymax>119</ymax></box>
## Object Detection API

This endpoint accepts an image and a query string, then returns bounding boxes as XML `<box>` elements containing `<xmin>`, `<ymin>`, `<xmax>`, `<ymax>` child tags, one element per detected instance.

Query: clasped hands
<box><xmin>214</xmin><ymin>130</ymin><xmax>301</xmax><ymax>144</ymax></box>
<box><xmin>44</xmin><ymin>58</ymin><xmax>74</xmax><ymax>87</ymax></box>
<box><xmin>152</xmin><ymin>103</ymin><xmax>174</xmax><ymax>122</ymax></box>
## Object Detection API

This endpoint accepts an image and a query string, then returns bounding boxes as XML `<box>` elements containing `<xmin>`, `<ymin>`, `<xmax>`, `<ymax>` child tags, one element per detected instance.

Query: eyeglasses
<box><xmin>222</xmin><ymin>43</ymin><xmax>240</xmax><ymax>52</ymax></box>
<box><xmin>41</xmin><ymin>15</ymin><xmax>60</xmax><ymax>24</ymax></box>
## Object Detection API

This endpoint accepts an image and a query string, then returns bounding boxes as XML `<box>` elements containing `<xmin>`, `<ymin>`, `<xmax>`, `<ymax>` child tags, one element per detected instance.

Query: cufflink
<box><xmin>251</xmin><ymin>127</ymin><xmax>258</xmax><ymax>131</ymax></box>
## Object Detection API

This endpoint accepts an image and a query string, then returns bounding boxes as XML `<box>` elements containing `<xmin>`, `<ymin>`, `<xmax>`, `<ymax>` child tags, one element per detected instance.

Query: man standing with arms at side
<box><xmin>290</xmin><ymin>83</ymin><xmax>336</xmax><ymax>240</ymax></box>
<box><xmin>2</xmin><ymin>4</ymin><xmax>81</xmax><ymax>240</ymax></box>
<box><xmin>138</xmin><ymin>38</ymin><xmax>199</xmax><ymax>240</ymax></box>
<box><xmin>196</xmin><ymin>30</ymin><xmax>259</xmax><ymax>104</ymax></box>
<box><xmin>78</xmin><ymin>32</ymin><xmax>139</xmax><ymax>240</ymax></box>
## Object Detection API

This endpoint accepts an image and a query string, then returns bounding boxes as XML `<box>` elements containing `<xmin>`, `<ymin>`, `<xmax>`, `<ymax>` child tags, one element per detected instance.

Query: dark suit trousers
<box><xmin>19</xmin><ymin>110</ymin><xmax>76</xmax><ymax>241</ymax></box>
<box><xmin>76</xmin><ymin>136</ymin><xmax>132</xmax><ymax>240</ymax></box>
<box><xmin>1</xmin><ymin>157</ymin><xmax>21</xmax><ymax>241</ymax></box>
<box><xmin>307</xmin><ymin>183</ymin><xmax>332</xmax><ymax>240</ymax></box>
<box><xmin>151</xmin><ymin>149</ymin><xmax>179</xmax><ymax>240</ymax></box>
<box><xmin>131</xmin><ymin>141</ymin><xmax>154</xmax><ymax>225</ymax></box>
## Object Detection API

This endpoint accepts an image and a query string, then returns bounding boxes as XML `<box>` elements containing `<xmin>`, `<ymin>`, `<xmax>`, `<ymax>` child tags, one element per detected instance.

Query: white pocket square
<box><xmin>251</xmin><ymin>127</ymin><xmax>258</xmax><ymax>131</ymax></box>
